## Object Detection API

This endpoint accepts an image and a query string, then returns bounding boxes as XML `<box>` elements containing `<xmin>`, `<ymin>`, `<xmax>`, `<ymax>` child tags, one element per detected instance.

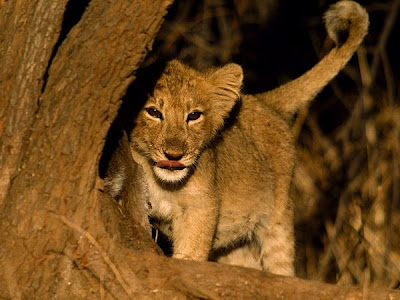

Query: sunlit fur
<box><xmin>120</xmin><ymin>1</ymin><xmax>369</xmax><ymax>275</ymax></box>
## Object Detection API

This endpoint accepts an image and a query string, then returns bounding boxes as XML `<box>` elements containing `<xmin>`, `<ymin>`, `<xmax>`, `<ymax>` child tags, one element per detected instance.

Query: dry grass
<box><xmin>293</xmin><ymin>0</ymin><xmax>400</xmax><ymax>287</ymax></box>
<box><xmin>149</xmin><ymin>0</ymin><xmax>400</xmax><ymax>288</ymax></box>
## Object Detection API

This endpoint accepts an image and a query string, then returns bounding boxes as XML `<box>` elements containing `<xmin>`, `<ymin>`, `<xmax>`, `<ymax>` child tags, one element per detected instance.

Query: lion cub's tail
<box><xmin>259</xmin><ymin>1</ymin><xmax>369</xmax><ymax>119</ymax></box>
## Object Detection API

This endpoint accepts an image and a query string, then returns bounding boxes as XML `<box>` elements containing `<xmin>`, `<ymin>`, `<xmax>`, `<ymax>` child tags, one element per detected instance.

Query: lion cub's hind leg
<box><xmin>216</xmin><ymin>242</ymin><xmax>263</xmax><ymax>270</ymax></box>
<box><xmin>255</xmin><ymin>217</ymin><xmax>295</xmax><ymax>276</ymax></box>
<box><xmin>255</xmin><ymin>178</ymin><xmax>295</xmax><ymax>276</ymax></box>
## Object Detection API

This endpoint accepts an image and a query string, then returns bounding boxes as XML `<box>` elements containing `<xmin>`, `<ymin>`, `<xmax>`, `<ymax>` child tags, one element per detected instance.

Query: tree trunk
<box><xmin>0</xmin><ymin>0</ymin><xmax>399</xmax><ymax>298</ymax></box>
<box><xmin>0</xmin><ymin>0</ymin><xmax>169</xmax><ymax>298</ymax></box>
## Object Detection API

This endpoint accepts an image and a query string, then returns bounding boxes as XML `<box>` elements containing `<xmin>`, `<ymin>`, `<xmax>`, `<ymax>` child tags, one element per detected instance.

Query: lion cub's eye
<box><xmin>145</xmin><ymin>107</ymin><xmax>163</xmax><ymax>120</ymax></box>
<box><xmin>187</xmin><ymin>111</ymin><xmax>203</xmax><ymax>122</ymax></box>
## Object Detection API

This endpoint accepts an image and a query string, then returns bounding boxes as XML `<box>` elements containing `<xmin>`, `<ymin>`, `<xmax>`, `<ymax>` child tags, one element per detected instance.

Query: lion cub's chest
<box><xmin>145</xmin><ymin>175</ymin><xmax>202</xmax><ymax>222</ymax></box>
<box><xmin>146</xmin><ymin>181</ymin><xmax>175</xmax><ymax>220</ymax></box>
<box><xmin>145</xmin><ymin>172</ymin><xmax>208</xmax><ymax>222</ymax></box>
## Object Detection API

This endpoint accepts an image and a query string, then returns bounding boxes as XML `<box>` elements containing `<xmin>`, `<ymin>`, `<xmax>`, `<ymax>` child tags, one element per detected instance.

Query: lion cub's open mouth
<box><xmin>156</xmin><ymin>160</ymin><xmax>186</xmax><ymax>171</ymax></box>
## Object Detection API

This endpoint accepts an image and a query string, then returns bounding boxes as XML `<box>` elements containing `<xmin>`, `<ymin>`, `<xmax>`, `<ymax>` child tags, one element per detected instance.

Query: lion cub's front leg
<box><xmin>171</xmin><ymin>193</ymin><xmax>218</xmax><ymax>261</ymax></box>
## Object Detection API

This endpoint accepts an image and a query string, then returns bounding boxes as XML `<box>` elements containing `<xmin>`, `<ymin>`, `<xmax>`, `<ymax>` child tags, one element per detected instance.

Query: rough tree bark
<box><xmin>0</xmin><ymin>0</ymin><xmax>168</xmax><ymax>298</ymax></box>
<box><xmin>0</xmin><ymin>0</ymin><xmax>399</xmax><ymax>299</ymax></box>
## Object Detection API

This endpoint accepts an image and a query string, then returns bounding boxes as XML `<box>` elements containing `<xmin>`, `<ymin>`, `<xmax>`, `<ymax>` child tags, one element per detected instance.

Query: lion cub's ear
<box><xmin>208</xmin><ymin>63</ymin><xmax>243</xmax><ymax>120</ymax></box>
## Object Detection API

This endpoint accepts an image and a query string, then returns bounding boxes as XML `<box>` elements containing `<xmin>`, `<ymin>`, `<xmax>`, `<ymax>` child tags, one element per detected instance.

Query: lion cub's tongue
<box><xmin>156</xmin><ymin>160</ymin><xmax>185</xmax><ymax>168</ymax></box>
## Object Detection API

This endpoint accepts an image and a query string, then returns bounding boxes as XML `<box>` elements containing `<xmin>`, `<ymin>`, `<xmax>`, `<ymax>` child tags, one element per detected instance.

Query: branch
<box><xmin>63</xmin><ymin>233</ymin><xmax>400</xmax><ymax>299</ymax></box>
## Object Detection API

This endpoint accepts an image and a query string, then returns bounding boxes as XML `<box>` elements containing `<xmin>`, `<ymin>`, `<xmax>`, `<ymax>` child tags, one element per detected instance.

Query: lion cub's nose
<box><xmin>164</xmin><ymin>150</ymin><xmax>184</xmax><ymax>161</ymax></box>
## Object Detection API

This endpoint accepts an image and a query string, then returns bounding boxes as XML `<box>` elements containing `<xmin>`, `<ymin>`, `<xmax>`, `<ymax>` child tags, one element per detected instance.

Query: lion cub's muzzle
<box><xmin>156</xmin><ymin>160</ymin><xmax>186</xmax><ymax>171</ymax></box>
<box><xmin>156</xmin><ymin>150</ymin><xmax>187</xmax><ymax>170</ymax></box>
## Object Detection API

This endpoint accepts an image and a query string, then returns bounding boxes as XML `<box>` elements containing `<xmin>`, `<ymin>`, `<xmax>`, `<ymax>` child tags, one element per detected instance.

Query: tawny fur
<box><xmin>105</xmin><ymin>1</ymin><xmax>368</xmax><ymax>275</ymax></box>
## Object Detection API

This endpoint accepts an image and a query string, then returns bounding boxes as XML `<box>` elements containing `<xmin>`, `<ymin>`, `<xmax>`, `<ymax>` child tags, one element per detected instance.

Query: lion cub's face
<box><xmin>130</xmin><ymin>60</ymin><xmax>243</xmax><ymax>183</ymax></box>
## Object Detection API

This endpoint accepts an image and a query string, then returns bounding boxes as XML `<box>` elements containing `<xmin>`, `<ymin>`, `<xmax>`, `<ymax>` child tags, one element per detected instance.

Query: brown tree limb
<box><xmin>0</xmin><ymin>0</ymin><xmax>171</xmax><ymax>297</ymax></box>
<box><xmin>0</xmin><ymin>0</ymin><xmax>69</xmax><ymax>204</ymax></box>
<box><xmin>44</xmin><ymin>206</ymin><xmax>400</xmax><ymax>299</ymax></box>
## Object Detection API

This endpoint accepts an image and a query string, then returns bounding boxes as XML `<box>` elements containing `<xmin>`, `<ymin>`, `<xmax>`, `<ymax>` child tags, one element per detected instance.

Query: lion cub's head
<box><xmin>130</xmin><ymin>60</ymin><xmax>243</xmax><ymax>183</ymax></box>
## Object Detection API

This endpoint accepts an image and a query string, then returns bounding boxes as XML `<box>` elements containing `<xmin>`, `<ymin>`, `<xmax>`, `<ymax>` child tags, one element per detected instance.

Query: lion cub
<box><xmin>105</xmin><ymin>1</ymin><xmax>368</xmax><ymax>275</ymax></box>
